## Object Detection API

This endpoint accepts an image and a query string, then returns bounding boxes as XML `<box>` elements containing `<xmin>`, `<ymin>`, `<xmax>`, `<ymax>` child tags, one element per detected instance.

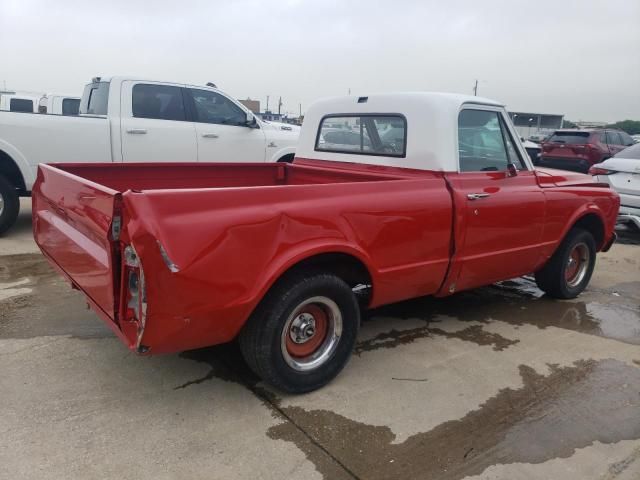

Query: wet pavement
<box><xmin>1</xmin><ymin>212</ymin><xmax>639</xmax><ymax>479</ymax></box>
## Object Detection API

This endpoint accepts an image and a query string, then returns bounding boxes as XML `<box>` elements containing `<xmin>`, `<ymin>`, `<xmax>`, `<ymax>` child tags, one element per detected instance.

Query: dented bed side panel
<box><xmin>121</xmin><ymin>177</ymin><xmax>453</xmax><ymax>354</ymax></box>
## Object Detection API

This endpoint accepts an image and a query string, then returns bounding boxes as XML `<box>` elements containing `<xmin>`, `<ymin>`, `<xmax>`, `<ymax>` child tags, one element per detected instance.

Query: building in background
<box><xmin>508</xmin><ymin>111</ymin><xmax>564</xmax><ymax>141</ymax></box>
<box><xmin>238</xmin><ymin>98</ymin><xmax>260</xmax><ymax>114</ymax></box>
<box><xmin>574</xmin><ymin>120</ymin><xmax>607</xmax><ymax>129</ymax></box>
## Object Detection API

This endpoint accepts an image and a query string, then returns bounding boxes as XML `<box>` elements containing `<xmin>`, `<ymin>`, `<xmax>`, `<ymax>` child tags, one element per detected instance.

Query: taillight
<box><xmin>588</xmin><ymin>166</ymin><xmax>615</xmax><ymax>175</ymax></box>
<box><xmin>123</xmin><ymin>245</ymin><xmax>147</xmax><ymax>345</ymax></box>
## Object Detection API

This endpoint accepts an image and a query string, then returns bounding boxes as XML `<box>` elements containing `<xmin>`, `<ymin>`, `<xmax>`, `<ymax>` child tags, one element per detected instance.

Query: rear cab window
<box><xmin>547</xmin><ymin>132</ymin><xmax>590</xmax><ymax>145</ymax></box>
<box><xmin>62</xmin><ymin>98</ymin><xmax>80</xmax><ymax>116</ymax></box>
<box><xmin>9</xmin><ymin>98</ymin><xmax>34</xmax><ymax>112</ymax></box>
<box><xmin>316</xmin><ymin>115</ymin><xmax>406</xmax><ymax>157</ymax></box>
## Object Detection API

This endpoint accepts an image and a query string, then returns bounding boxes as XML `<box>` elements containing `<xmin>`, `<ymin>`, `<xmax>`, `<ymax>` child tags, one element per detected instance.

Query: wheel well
<box><xmin>0</xmin><ymin>150</ymin><xmax>26</xmax><ymax>193</ymax></box>
<box><xmin>277</xmin><ymin>252</ymin><xmax>373</xmax><ymax>305</ymax></box>
<box><xmin>572</xmin><ymin>213</ymin><xmax>604</xmax><ymax>248</ymax></box>
<box><xmin>277</xmin><ymin>153</ymin><xmax>295</xmax><ymax>163</ymax></box>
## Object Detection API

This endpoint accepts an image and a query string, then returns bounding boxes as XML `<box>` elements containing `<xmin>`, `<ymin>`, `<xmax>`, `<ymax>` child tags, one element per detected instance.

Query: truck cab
<box><xmin>80</xmin><ymin>77</ymin><xmax>299</xmax><ymax>164</ymax></box>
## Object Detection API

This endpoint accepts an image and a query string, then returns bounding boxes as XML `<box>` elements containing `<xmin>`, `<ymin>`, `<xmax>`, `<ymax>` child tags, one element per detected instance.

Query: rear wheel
<box><xmin>239</xmin><ymin>272</ymin><xmax>359</xmax><ymax>393</ymax></box>
<box><xmin>535</xmin><ymin>228</ymin><xmax>596</xmax><ymax>299</ymax></box>
<box><xmin>0</xmin><ymin>175</ymin><xmax>20</xmax><ymax>235</ymax></box>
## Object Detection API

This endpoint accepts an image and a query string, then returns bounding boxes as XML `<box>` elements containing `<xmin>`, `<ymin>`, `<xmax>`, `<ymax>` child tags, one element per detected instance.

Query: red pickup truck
<box><xmin>33</xmin><ymin>93</ymin><xmax>619</xmax><ymax>393</ymax></box>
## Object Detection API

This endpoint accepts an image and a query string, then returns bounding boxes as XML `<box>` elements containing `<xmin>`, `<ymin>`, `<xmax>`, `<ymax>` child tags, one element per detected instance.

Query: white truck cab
<box><xmin>0</xmin><ymin>92</ymin><xmax>42</xmax><ymax>113</ymax></box>
<box><xmin>38</xmin><ymin>95</ymin><xmax>80</xmax><ymax>115</ymax></box>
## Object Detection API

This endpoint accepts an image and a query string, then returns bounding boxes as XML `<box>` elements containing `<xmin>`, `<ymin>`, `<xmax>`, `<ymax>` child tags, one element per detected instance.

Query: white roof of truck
<box><xmin>297</xmin><ymin>92</ymin><xmax>506</xmax><ymax>172</ymax></box>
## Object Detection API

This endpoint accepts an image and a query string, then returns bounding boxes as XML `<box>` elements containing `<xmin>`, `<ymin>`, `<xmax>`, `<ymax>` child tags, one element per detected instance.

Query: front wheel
<box><xmin>239</xmin><ymin>272</ymin><xmax>360</xmax><ymax>393</ymax></box>
<box><xmin>535</xmin><ymin>228</ymin><xmax>596</xmax><ymax>299</ymax></box>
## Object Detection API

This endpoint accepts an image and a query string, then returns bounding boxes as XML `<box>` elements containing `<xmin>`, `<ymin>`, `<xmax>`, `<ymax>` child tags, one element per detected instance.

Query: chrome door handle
<box><xmin>467</xmin><ymin>193</ymin><xmax>491</xmax><ymax>200</ymax></box>
<box><xmin>126</xmin><ymin>128</ymin><xmax>147</xmax><ymax>134</ymax></box>
<box><xmin>201</xmin><ymin>133</ymin><xmax>219</xmax><ymax>139</ymax></box>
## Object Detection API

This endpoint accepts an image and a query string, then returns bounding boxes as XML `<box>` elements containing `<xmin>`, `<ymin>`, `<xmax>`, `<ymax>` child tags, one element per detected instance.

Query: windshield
<box><xmin>547</xmin><ymin>132</ymin><xmax>591</xmax><ymax>144</ymax></box>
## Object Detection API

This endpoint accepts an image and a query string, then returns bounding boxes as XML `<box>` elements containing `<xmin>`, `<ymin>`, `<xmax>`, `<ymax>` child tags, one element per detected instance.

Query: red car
<box><xmin>33</xmin><ymin>93</ymin><xmax>619</xmax><ymax>393</ymax></box>
<box><xmin>539</xmin><ymin>129</ymin><xmax>635</xmax><ymax>173</ymax></box>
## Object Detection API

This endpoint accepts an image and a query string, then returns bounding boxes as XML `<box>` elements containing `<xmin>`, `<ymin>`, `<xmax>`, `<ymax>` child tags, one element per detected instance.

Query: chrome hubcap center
<box><xmin>290</xmin><ymin>313</ymin><xmax>317</xmax><ymax>344</ymax></box>
<box><xmin>0</xmin><ymin>193</ymin><xmax>4</xmax><ymax>216</ymax></box>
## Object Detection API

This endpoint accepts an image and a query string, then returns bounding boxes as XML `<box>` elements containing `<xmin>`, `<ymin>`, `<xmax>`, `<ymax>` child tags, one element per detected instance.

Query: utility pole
<box><xmin>266</xmin><ymin>95</ymin><xmax>269</xmax><ymax>112</ymax></box>
<box><xmin>299</xmin><ymin>103</ymin><xmax>302</xmax><ymax>117</ymax></box>
<box><xmin>473</xmin><ymin>79</ymin><xmax>478</xmax><ymax>96</ymax></box>
<box><xmin>348</xmin><ymin>87</ymin><xmax>351</xmax><ymax>95</ymax></box>
<box><xmin>278</xmin><ymin>96</ymin><xmax>282</xmax><ymax>116</ymax></box>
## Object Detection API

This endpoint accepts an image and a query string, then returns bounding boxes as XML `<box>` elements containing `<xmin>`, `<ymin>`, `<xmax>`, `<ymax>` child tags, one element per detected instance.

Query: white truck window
<box><xmin>81</xmin><ymin>82</ymin><xmax>110</xmax><ymax>115</ymax></box>
<box><xmin>10</xmin><ymin>98</ymin><xmax>34</xmax><ymax>113</ymax></box>
<box><xmin>458</xmin><ymin>110</ymin><xmax>525</xmax><ymax>172</ymax></box>
<box><xmin>316</xmin><ymin>115</ymin><xmax>406</xmax><ymax>157</ymax></box>
<box><xmin>187</xmin><ymin>88</ymin><xmax>246</xmax><ymax>127</ymax></box>
<box><xmin>132</xmin><ymin>84</ymin><xmax>186</xmax><ymax>121</ymax></box>
<box><xmin>62</xmin><ymin>98</ymin><xmax>80</xmax><ymax>116</ymax></box>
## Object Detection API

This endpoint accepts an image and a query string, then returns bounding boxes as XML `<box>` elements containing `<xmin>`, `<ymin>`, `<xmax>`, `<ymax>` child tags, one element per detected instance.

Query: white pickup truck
<box><xmin>0</xmin><ymin>76</ymin><xmax>300</xmax><ymax>233</ymax></box>
<box><xmin>38</xmin><ymin>95</ymin><xmax>81</xmax><ymax>115</ymax></box>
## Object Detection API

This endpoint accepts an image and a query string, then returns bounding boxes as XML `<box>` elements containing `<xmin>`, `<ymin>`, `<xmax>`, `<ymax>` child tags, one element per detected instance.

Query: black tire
<box><xmin>239</xmin><ymin>272</ymin><xmax>360</xmax><ymax>393</ymax></box>
<box><xmin>0</xmin><ymin>175</ymin><xmax>20</xmax><ymax>235</ymax></box>
<box><xmin>535</xmin><ymin>228</ymin><xmax>596</xmax><ymax>299</ymax></box>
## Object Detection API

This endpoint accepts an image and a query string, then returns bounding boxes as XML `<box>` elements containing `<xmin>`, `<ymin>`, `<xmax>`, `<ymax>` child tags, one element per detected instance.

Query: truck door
<box><xmin>120</xmin><ymin>81</ymin><xmax>198</xmax><ymax>162</ymax></box>
<box><xmin>185</xmin><ymin>88</ymin><xmax>267</xmax><ymax>163</ymax></box>
<box><xmin>447</xmin><ymin>107</ymin><xmax>546</xmax><ymax>292</ymax></box>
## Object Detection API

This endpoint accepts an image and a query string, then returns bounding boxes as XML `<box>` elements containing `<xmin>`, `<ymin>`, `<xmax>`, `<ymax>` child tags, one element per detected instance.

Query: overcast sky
<box><xmin>1</xmin><ymin>0</ymin><xmax>638</xmax><ymax>122</ymax></box>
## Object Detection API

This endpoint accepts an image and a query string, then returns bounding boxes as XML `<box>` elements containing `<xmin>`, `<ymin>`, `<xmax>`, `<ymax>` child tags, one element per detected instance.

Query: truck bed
<box><xmin>33</xmin><ymin>160</ymin><xmax>453</xmax><ymax>354</ymax></box>
<box><xmin>58</xmin><ymin>160</ymin><xmax>408</xmax><ymax>192</ymax></box>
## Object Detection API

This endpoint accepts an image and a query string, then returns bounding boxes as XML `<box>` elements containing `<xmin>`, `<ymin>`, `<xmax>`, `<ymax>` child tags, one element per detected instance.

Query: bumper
<box><xmin>618</xmin><ymin>204</ymin><xmax>640</xmax><ymax>229</ymax></box>
<box><xmin>537</xmin><ymin>157</ymin><xmax>591</xmax><ymax>173</ymax></box>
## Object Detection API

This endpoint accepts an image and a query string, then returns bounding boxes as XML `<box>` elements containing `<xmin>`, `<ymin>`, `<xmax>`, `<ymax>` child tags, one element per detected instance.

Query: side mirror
<box><xmin>245</xmin><ymin>112</ymin><xmax>258</xmax><ymax>128</ymax></box>
<box><xmin>507</xmin><ymin>163</ymin><xmax>518</xmax><ymax>177</ymax></box>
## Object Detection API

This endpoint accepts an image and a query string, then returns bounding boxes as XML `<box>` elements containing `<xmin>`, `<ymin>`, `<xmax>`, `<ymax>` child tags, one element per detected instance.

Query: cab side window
<box><xmin>132</xmin><ymin>84</ymin><xmax>186</xmax><ymax>121</ymax></box>
<box><xmin>187</xmin><ymin>89</ymin><xmax>247</xmax><ymax>127</ymax></box>
<box><xmin>458</xmin><ymin>110</ymin><xmax>526</xmax><ymax>172</ymax></box>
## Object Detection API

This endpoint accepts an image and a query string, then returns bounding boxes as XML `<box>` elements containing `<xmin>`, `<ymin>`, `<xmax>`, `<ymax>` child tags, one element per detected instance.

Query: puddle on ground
<box><xmin>268</xmin><ymin>359</ymin><xmax>640</xmax><ymax>480</ymax></box>
<box><xmin>365</xmin><ymin>277</ymin><xmax>640</xmax><ymax>346</ymax></box>
<box><xmin>0</xmin><ymin>254</ymin><xmax>113</xmax><ymax>339</ymax></box>
<box><xmin>355</xmin><ymin>323</ymin><xmax>519</xmax><ymax>355</ymax></box>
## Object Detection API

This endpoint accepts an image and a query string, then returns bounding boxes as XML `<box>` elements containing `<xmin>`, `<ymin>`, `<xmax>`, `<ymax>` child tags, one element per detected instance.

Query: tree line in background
<box><xmin>563</xmin><ymin>119</ymin><xmax>640</xmax><ymax>135</ymax></box>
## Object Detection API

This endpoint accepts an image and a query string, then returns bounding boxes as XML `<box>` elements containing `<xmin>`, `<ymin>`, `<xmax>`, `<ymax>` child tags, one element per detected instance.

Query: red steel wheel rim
<box><xmin>286</xmin><ymin>304</ymin><xmax>329</xmax><ymax>358</ymax></box>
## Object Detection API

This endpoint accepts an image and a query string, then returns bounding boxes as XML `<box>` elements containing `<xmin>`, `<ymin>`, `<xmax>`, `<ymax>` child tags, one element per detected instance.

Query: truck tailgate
<box><xmin>32</xmin><ymin>164</ymin><xmax>121</xmax><ymax>322</ymax></box>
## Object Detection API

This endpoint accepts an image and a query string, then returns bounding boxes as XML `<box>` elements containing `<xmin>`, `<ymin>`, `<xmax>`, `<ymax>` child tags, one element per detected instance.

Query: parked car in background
<box><xmin>522</xmin><ymin>139</ymin><xmax>541</xmax><ymax>164</ymax></box>
<box><xmin>37</xmin><ymin>94</ymin><xmax>80</xmax><ymax>115</ymax></box>
<box><xmin>589</xmin><ymin>142</ymin><xmax>640</xmax><ymax>230</ymax></box>
<box><xmin>539</xmin><ymin>129</ymin><xmax>635</xmax><ymax>173</ymax></box>
<box><xmin>0</xmin><ymin>92</ymin><xmax>43</xmax><ymax>113</ymax></box>
<box><xmin>0</xmin><ymin>76</ymin><xmax>300</xmax><ymax>233</ymax></box>
<box><xmin>632</xmin><ymin>134</ymin><xmax>640</xmax><ymax>144</ymax></box>
<box><xmin>33</xmin><ymin>92</ymin><xmax>619</xmax><ymax>393</ymax></box>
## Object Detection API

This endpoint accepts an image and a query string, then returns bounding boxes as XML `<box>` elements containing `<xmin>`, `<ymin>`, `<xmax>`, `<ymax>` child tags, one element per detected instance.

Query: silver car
<box><xmin>590</xmin><ymin>142</ymin><xmax>640</xmax><ymax>229</ymax></box>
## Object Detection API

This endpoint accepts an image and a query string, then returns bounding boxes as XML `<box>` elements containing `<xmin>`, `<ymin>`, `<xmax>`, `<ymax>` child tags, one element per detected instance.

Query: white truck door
<box><xmin>186</xmin><ymin>88</ymin><xmax>266</xmax><ymax>162</ymax></box>
<box><xmin>120</xmin><ymin>81</ymin><xmax>197</xmax><ymax>162</ymax></box>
